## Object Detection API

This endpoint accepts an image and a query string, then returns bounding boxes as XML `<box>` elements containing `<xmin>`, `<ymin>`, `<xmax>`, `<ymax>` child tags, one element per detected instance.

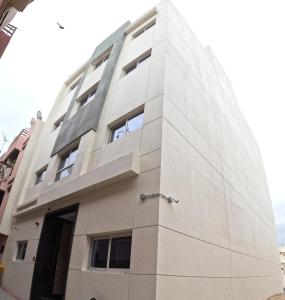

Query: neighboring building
<box><xmin>280</xmin><ymin>247</ymin><xmax>285</xmax><ymax>291</ymax></box>
<box><xmin>0</xmin><ymin>0</ymin><xmax>32</xmax><ymax>31</ymax></box>
<box><xmin>0</xmin><ymin>23</ymin><xmax>16</xmax><ymax>58</ymax></box>
<box><xmin>0</xmin><ymin>119</ymin><xmax>42</xmax><ymax>263</ymax></box>
<box><xmin>0</xmin><ymin>0</ymin><xmax>32</xmax><ymax>58</ymax></box>
<box><xmin>1</xmin><ymin>1</ymin><xmax>282</xmax><ymax>299</ymax></box>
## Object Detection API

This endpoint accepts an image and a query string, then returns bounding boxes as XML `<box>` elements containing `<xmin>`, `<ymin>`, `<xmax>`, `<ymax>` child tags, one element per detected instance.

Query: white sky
<box><xmin>0</xmin><ymin>0</ymin><xmax>284</xmax><ymax>245</ymax></box>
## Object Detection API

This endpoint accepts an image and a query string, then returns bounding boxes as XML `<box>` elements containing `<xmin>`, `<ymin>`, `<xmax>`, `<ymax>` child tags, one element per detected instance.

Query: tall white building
<box><xmin>1</xmin><ymin>1</ymin><xmax>282</xmax><ymax>299</ymax></box>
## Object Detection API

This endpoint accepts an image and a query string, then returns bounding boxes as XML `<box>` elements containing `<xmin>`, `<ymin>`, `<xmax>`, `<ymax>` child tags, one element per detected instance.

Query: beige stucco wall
<box><xmin>157</xmin><ymin>1</ymin><xmax>282</xmax><ymax>299</ymax></box>
<box><xmin>1</xmin><ymin>1</ymin><xmax>282</xmax><ymax>299</ymax></box>
<box><xmin>0</xmin><ymin>120</ymin><xmax>44</xmax><ymax>236</ymax></box>
<box><xmin>2</xmin><ymin>4</ymin><xmax>164</xmax><ymax>300</ymax></box>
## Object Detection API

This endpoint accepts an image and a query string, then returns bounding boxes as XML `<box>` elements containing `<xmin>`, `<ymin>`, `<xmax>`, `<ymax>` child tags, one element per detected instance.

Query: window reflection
<box><xmin>110</xmin><ymin>112</ymin><xmax>144</xmax><ymax>143</ymax></box>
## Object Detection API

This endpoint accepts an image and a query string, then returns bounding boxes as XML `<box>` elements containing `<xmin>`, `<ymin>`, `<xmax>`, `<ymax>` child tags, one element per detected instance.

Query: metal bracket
<box><xmin>140</xmin><ymin>193</ymin><xmax>179</xmax><ymax>204</ymax></box>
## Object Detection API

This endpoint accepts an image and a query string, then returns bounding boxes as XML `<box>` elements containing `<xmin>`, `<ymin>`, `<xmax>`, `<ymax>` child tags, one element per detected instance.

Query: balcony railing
<box><xmin>0</xmin><ymin>23</ymin><xmax>17</xmax><ymax>58</ymax></box>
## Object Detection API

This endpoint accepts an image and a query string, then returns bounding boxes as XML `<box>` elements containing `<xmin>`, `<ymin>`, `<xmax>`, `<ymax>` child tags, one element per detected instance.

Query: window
<box><xmin>0</xmin><ymin>190</ymin><xmax>4</xmax><ymax>206</ymax></box>
<box><xmin>55</xmin><ymin>146</ymin><xmax>78</xmax><ymax>181</ymax></box>
<box><xmin>123</xmin><ymin>50</ymin><xmax>152</xmax><ymax>76</ymax></box>
<box><xmin>66</xmin><ymin>80</ymin><xmax>80</xmax><ymax>103</ymax></box>
<box><xmin>90</xmin><ymin>235</ymin><xmax>132</xmax><ymax>270</ymax></box>
<box><xmin>93</xmin><ymin>49</ymin><xmax>111</xmax><ymax>70</ymax></box>
<box><xmin>78</xmin><ymin>84</ymin><xmax>99</xmax><ymax>109</ymax></box>
<box><xmin>16</xmin><ymin>241</ymin><xmax>27</xmax><ymax>260</ymax></box>
<box><xmin>54</xmin><ymin>114</ymin><xmax>65</xmax><ymax>130</ymax></box>
<box><xmin>35</xmin><ymin>166</ymin><xmax>47</xmax><ymax>185</ymax></box>
<box><xmin>133</xmin><ymin>19</ymin><xmax>156</xmax><ymax>39</ymax></box>
<box><xmin>110</xmin><ymin>112</ymin><xmax>144</xmax><ymax>142</ymax></box>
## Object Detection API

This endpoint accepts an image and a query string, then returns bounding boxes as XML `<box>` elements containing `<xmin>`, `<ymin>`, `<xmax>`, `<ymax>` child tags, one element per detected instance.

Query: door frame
<box><xmin>30</xmin><ymin>203</ymin><xmax>79</xmax><ymax>300</ymax></box>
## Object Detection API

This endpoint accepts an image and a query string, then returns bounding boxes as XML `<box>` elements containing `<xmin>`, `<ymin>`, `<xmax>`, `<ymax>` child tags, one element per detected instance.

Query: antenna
<box><xmin>0</xmin><ymin>132</ymin><xmax>10</xmax><ymax>154</ymax></box>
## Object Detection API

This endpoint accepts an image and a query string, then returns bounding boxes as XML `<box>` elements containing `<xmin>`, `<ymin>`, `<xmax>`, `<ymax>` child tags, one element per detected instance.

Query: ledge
<box><xmin>15</xmin><ymin>152</ymin><xmax>140</xmax><ymax>216</ymax></box>
<box><xmin>125</xmin><ymin>7</ymin><xmax>157</xmax><ymax>35</ymax></box>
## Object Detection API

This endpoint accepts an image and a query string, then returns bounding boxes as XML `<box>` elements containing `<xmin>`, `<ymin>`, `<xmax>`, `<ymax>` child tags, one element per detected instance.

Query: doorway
<box><xmin>30</xmin><ymin>204</ymin><xmax>79</xmax><ymax>300</ymax></box>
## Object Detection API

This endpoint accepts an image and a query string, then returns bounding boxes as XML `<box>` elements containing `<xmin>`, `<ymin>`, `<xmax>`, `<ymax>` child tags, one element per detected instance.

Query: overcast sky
<box><xmin>0</xmin><ymin>0</ymin><xmax>284</xmax><ymax>245</ymax></box>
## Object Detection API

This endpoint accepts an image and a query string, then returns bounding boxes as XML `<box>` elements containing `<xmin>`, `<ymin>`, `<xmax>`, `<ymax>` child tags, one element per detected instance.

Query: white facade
<box><xmin>1</xmin><ymin>1</ymin><xmax>282</xmax><ymax>299</ymax></box>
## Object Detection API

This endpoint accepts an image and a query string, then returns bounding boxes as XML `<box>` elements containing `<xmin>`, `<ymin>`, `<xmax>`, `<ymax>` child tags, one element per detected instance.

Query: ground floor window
<box><xmin>90</xmin><ymin>234</ymin><xmax>132</xmax><ymax>270</ymax></box>
<box><xmin>16</xmin><ymin>241</ymin><xmax>27</xmax><ymax>260</ymax></box>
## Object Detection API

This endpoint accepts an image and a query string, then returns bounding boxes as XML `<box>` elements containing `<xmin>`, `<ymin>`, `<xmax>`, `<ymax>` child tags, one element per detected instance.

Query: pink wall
<box><xmin>0</xmin><ymin>125</ymin><xmax>34</xmax><ymax>224</ymax></box>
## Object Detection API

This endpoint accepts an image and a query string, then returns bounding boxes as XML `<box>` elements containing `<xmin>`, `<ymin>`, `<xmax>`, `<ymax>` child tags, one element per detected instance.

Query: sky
<box><xmin>0</xmin><ymin>0</ymin><xmax>284</xmax><ymax>245</ymax></box>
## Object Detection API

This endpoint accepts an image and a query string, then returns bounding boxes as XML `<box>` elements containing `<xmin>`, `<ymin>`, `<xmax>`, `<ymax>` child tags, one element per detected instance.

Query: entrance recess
<box><xmin>30</xmin><ymin>204</ymin><xmax>79</xmax><ymax>300</ymax></box>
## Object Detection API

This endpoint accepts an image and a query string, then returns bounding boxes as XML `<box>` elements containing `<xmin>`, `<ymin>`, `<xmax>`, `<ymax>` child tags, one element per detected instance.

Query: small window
<box><xmin>0</xmin><ymin>190</ymin><xmax>4</xmax><ymax>206</ymax></box>
<box><xmin>16</xmin><ymin>241</ymin><xmax>27</xmax><ymax>260</ymax></box>
<box><xmin>90</xmin><ymin>235</ymin><xmax>132</xmax><ymax>270</ymax></box>
<box><xmin>35</xmin><ymin>166</ymin><xmax>47</xmax><ymax>185</ymax></box>
<box><xmin>66</xmin><ymin>80</ymin><xmax>80</xmax><ymax>102</ymax></box>
<box><xmin>55</xmin><ymin>146</ymin><xmax>78</xmax><ymax>181</ymax></box>
<box><xmin>109</xmin><ymin>236</ymin><xmax>132</xmax><ymax>268</ymax></box>
<box><xmin>93</xmin><ymin>49</ymin><xmax>111</xmax><ymax>70</ymax></box>
<box><xmin>78</xmin><ymin>84</ymin><xmax>99</xmax><ymax>109</ymax></box>
<box><xmin>7</xmin><ymin>185</ymin><xmax>12</xmax><ymax>193</ymax></box>
<box><xmin>110</xmin><ymin>112</ymin><xmax>144</xmax><ymax>142</ymax></box>
<box><xmin>123</xmin><ymin>50</ymin><xmax>152</xmax><ymax>76</ymax></box>
<box><xmin>54</xmin><ymin>114</ymin><xmax>65</xmax><ymax>130</ymax></box>
<box><xmin>90</xmin><ymin>239</ymin><xmax>109</xmax><ymax>268</ymax></box>
<box><xmin>133</xmin><ymin>19</ymin><xmax>156</xmax><ymax>39</ymax></box>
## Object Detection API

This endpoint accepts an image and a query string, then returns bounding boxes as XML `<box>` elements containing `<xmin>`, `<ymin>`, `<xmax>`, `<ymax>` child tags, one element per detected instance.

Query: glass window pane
<box><xmin>87</xmin><ymin>90</ymin><xmax>97</xmax><ymax>103</ymax></box>
<box><xmin>95</xmin><ymin>59</ymin><xmax>103</xmax><ymax>69</ymax></box>
<box><xmin>90</xmin><ymin>239</ymin><xmax>109</xmax><ymax>268</ymax></box>
<box><xmin>80</xmin><ymin>90</ymin><xmax>96</xmax><ymax>107</ymax></box>
<box><xmin>127</xmin><ymin>113</ymin><xmax>144</xmax><ymax>133</ymax></box>
<box><xmin>58</xmin><ymin>155</ymin><xmax>69</xmax><ymax>170</ymax></box>
<box><xmin>111</xmin><ymin>124</ymin><xmax>126</xmax><ymax>142</ymax></box>
<box><xmin>146</xmin><ymin>20</ymin><xmax>155</xmax><ymax>30</ymax></box>
<box><xmin>125</xmin><ymin>63</ymin><xmax>137</xmax><ymax>75</ymax></box>
<box><xmin>17</xmin><ymin>242</ymin><xmax>27</xmax><ymax>260</ymax></box>
<box><xmin>35</xmin><ymin>168</ymin><xmax>47</xmax><ymax>185</ymax></box>
<box><xmin>68</xmin><ymin>148</ymin><xmax>78</xmax><ymax>165</ymax></box>
<box><xmin>109</xmin><ymin>236</ymin><xmax>132</xmax><ymax>268</ymax></box>
<box><xmin>55</xmin><ymin>166</ymin><xmax>72</xmax><ymax>181</ymax></box>
<box><xmin>66</xmin><ymin>83</ymin><xmax>78</xmax><ymax>103</ymax></box>
<box><xmin>133</xmin><ymin>28</ymin><xmax>144</xmax><ymax>38</ymax></box>
<box><xmin>104</xmin><ymin>53</ymin><xmax>110</xmax><ymax>61</ymax></box>
<box><xmin>80</xmin><ymin>97</ymin><xmax>88</xmax><ymax>107</ymax></box>
<box><xmin>35</xmin><ymin>173</ymin><xmax>42</xmax><ymax>185</ymax></box>
<box><xmin>138</xmin><ymin>53</ymin><xmax>151</xmax><ymax>65</ymax></box>
<box><xmin>41</xmin><ymin>169</ymin><xmax>47</xmax><ymax>181</ymax></box>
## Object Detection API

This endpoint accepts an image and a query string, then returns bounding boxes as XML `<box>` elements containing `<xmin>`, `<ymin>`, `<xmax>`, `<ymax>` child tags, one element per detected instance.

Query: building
<box><xmin>280</xmin><ymin>247</ymin><xmax>285</xmax><ymax>291</ymax></box>
<box><xmin>0</xmin><ymin>0</ymin><xmax>32</xmax><ymax>58</ymax></box>
<box><xmin>0</xmin><ymin>119</ymin><xmax>41</xmax><ymax>263</ymax></box>
<box><xmin>0</xmin><ymin>0</ymin><xmax>32</xmax><ymax>31</ymax></box>
<box><xmin>1</xmin><ymin>1</ymin><xmax>282</xmax><ymax>299</ymax></box>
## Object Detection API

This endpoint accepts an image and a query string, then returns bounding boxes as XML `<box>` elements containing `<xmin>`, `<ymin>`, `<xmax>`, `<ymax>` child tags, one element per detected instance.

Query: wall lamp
<box><xmin>140</xmin><ymin>193</ymin><xmax>179</xmax><ymax>204</ymax></box>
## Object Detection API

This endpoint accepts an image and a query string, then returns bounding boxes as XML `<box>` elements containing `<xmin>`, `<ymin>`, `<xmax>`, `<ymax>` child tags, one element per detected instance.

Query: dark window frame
<box><xmin>89</xmin><ymin>234</ymin><xmax>132</xmax><ymax>271</ymax></box>
<box><xmin>78</xmin><ymin>83</ymin><xmax>99</xmax><ymax>109</ymax></box>
<box><xmin>55</xmin><ymin>146</ymin><xmax>78</xmax><ymax>181</ymax></box>
<box><xmin>93</xmin><ymin>49</ymin><xmax>112</xmax><ymax>70</ymax></box>
<box><xmin>53</xmin><ymin>114</ymin><xmax>66</xmax><ymax>130</ymax></box>
<box><xmin>110</xmin><ymin>111</ymin><xmax>144</xmax><ymax>143</ymax></box>
<box><xmin>123</xmin><ymin>49</ymin><xmax>152</xmax><ymax>76</ymax></box>
<box><xmin>16</xmin><ymin>241</ymin><xmax>27</xmax><ymax>260</ymax></box>
<box><xmin>35</xmin><ymin>166</ymin><xmax>48</xmax><ymax>185</ymax></box>
<box><xmin>132</xmin><ymin>19</ymin><xmax>156</xmax><ymax>39</ymax></box>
